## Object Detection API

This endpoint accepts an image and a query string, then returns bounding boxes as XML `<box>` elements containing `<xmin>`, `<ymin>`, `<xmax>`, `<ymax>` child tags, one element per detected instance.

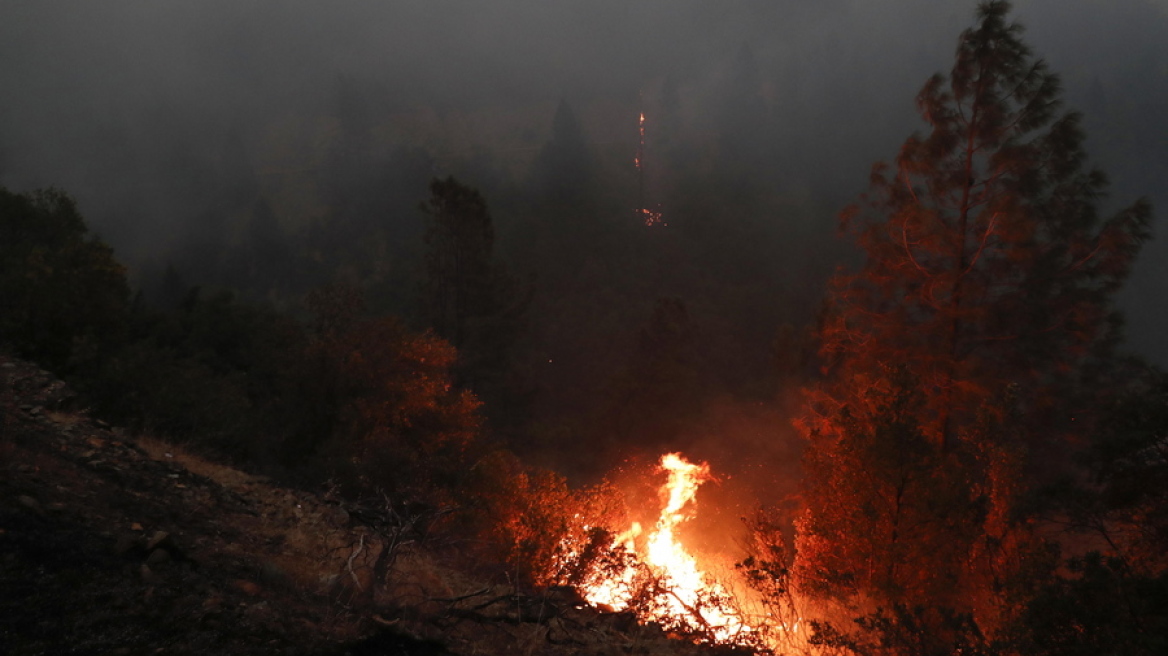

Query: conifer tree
<box><xmin>793</xmin><ymin>1</ymin><xmax>1152</xmax><ymax>646</ymax></box>
<box><xmin>422</xmin><ymin>176</ymin><xmax>498</xmax><ymax>351</ymax></box>
<box><xmin>812</xmin><ymin>0</ymin><xmax>1149</xmax><ymax>451</ymax></box>
<box><xmin>421</xmin><ymin>177</ymin><xmax>527</xmax><ymax>408</ymax></box>
<box><xmin>529</xmin><ymin>100</ymin><xmax>595</xmax><ymax>210</ymax></box>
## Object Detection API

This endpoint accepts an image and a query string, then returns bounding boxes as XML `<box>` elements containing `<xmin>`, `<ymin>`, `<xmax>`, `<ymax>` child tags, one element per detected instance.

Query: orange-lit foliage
<box><xmin>795</xmin><ymin>372</ymin><xmax>1056</xmax><ymax>655</ymax></box>
<box><xmin>470</xmin><ymin>449</ymin><xmax>627</xmax><ymax>586</ymax></box>
<box><xmin>799</xmin><ymin>371</ymin><xmax>1025</xmax><ymax>604</ymax></box>
<box><xmin>793</xmin><ymin>2</ymin><xmax>1145</xmax><ymax>648</ymax></box>
<box><xmin>812</xmin><ymin>1</ymin><xmax>1149</xmax><ymax>452</ymax></box>
<box><xmin>301</xmin><ymin>284</ymin><xmax>482</xmax><ymax>501</ymax></box>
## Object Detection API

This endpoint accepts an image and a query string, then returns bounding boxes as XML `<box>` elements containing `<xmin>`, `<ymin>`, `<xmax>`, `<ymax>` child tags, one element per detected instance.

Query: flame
<box><xmin>569</xmin><ymin>453</ymin><xmax>755</xmax><ymax>644</ymax></box>
<box><xmin>638</xmin><ymin>207</ymin><xmax>666</xmax><ymax>226</ymax></box>
<box><xmin>635</xmin><ymin>112</ymin><xmax>646</xmax><ymax>170</ymax></box>
<box><xmin>634</xmin><ymin>109</ymin><xmax>665</xmax><ymax>226</ymax></box>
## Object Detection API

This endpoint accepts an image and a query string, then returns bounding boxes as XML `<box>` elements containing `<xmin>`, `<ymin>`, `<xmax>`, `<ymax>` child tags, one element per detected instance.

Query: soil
<box><xmin>0</xmin><ymin>353</ymin><xmax>756</xmax><ymax>655</ymax></box>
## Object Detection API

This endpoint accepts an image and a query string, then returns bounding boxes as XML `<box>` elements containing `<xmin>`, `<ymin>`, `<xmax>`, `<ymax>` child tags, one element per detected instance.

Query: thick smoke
<box><xmin>2</xmin><ymin>1</ymin><xmax>1166</xmax><ymax>470</ymax></box>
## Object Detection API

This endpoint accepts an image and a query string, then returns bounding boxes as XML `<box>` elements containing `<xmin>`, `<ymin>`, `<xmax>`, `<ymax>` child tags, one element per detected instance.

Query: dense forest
<box><xmin>3</xmin><ymin>1</ymin><xmax>1168</xmax><ymax>654</ymax></box>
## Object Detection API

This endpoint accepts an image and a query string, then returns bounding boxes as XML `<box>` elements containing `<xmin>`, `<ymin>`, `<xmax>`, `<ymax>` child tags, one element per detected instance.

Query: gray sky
<box><xmin>2</xmin><ymin>0</ymin><xmax>1166</xmax><ymax>362</ymax></box>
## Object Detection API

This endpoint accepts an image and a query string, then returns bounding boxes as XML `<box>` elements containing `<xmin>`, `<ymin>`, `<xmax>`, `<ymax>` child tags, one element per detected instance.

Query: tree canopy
<box><xmin>0</xmin><ymin>186</ymin><xmax>129</xmax><ymax>370</ymax></box>
<box><xmin>795</xmin><ymin>0</ymin><xmax>1154</xmax><ymax>647</ymax></box>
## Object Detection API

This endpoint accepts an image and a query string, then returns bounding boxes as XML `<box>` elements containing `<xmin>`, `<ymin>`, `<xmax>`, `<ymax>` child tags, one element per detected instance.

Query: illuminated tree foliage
<box><xmin>298</xmin><ymin>284</ymin><xmax>483</xmax><ymax>502</ymax></box>
<box><xmin>795</xmin><ymin>1</ymin><xmax>1151</xmax><ymax>649</ymax></box>
<box><xmin>812</xmin><ymin>0</ymin><xmax>1149</xmax><ymax>451</ymax></box>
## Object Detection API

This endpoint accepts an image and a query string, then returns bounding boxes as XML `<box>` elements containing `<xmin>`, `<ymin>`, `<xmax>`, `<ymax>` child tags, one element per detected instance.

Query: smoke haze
<box><xmin>3</xmin><ymin>0</ymin><xmax>1166</xmax><ymax>478</ymax></box>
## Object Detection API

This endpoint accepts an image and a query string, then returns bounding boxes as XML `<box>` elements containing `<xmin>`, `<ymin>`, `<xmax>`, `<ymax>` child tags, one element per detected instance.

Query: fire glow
<box><xmin>634</xmin><ymin>109</ymin><xmax>666</xmax><ymax>226</ymax></box>
<box><xmin>568</xmin><ymin>453</ymin><xmax>756</xmax><ymax>644</ymax></box>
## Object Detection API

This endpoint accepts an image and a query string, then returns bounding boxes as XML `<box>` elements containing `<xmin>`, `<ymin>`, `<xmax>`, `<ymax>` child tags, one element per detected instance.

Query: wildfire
<box><xmin>638</xmin><ymin>207</ymin><xmax>666</xmax><ymax>226</ymax></box>
<box><xmin>634</xmin><ymin>108</ymin><xmax>666</xmax><ymax>226</ymax></box>
<box><xmin>567</xmin><ymin>453</ymin><xmax>756</xmax><ymax>644</ymax></box>
<box><xmin>635</xmin><ymin>112</ymin><xmax>646</xmax><ymax>170</ymax></box>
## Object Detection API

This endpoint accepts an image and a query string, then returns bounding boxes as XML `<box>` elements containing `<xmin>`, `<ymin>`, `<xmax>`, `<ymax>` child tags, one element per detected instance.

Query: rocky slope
<box><xmin>0</xmin><ymin>353</ymin><xmax>754</xmax><ymax>656</ymax></box>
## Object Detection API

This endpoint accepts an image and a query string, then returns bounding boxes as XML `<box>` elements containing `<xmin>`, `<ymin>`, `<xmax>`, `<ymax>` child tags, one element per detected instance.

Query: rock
<box><xmin>17</xmin><ymin>495</ymin><xmax>44</xmax><ymax>515</ymax></box>
<box><xmin>325</xmin><ymin>506</ymin><xmax>350</xmax><ymax>528</ymax></box>
<box><xmin>258</xmin><ymin>560</ymin><xmax>292</xmax><ymax>589</ymax></box>
<box><xmin>546</xmin><ymin>585</ymin><xmax>587</xmax><ymax>607</ymax></box>
<box><xmin>146</xmin><ymin>548</ymin><xmax>171</xmax><ymax>566</ymax></box>
<box><xmin>140</xmin><ymin>563</ymin><xmax>159</xmax><ymax>584</ymax></box>
<box><xmin>609</xmin><ymin>610</ymin><xmax>639</xmax><ymax>633</ymax></box>
<box><xmin>233</xmin><ymin>579</ymin><xmax>262</xmax><ymax>596</ymax></box>
<box><xmin>244</xmin><ymin>600</ymin><xmax>270</xmax><ymax>619</ymax></box>
<box><xmin>145</xmin><ymin>531</ymin><xmax>171</xmax><ymax>552</ymax></box>
<box><xmin>115</xmin><ymin>534</ymin><xmax>145</xmax><ymax>556</ymax></box>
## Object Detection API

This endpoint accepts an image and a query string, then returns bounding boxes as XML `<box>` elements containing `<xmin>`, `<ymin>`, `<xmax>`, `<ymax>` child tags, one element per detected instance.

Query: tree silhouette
<box><xmin>794</xmin><ymin>0</ymin><xmax>1152</xmax><ymax>645</ymax></box>
<box><xmin>812</xmin><ymin>0</ymin><xmax>1150</xmax><ymax>452</ymax></box>
<box><xmin>421</xmin><ymin>176</ymin><xmax>498</xmax><ymax>351</ymax></box>
<box><xmin>529</xmin><ymin>100</ymin><xmax>595</xmax><ymax>211</ymax></box>
<box><xmin>420</xmin><ymin>176</ymin><xmax>527</xmax><ymax>413</ymax></box>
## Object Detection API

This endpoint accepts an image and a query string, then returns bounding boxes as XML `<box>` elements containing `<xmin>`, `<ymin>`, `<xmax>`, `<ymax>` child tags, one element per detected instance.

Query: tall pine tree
<box><xmin>421</xmin><ymin>177</ymin><xmax>527</xmax><ymax>417</ymax></box>
<box><xmin>811</xmin><ymin>0</ymin><xmax>1149</xmax><ymax>452</ymax></box>
<box><xmin>793</xmin><ymin>1</ymin><xmax>1152</xmax><ymax>648</ymax></box>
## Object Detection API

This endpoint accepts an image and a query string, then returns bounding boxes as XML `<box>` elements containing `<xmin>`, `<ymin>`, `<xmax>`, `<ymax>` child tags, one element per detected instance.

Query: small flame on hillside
<box><xmin>562</xmin><ymin>453</ymin><xmax>756</xmax><ymax>645</ymax></box>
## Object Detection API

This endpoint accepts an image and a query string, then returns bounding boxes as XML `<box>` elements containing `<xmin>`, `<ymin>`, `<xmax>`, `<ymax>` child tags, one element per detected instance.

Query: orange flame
<box><xmin>635</xmin><ymin>112</ymin><xmax>646</xmax><ymax>170</ymax></box>
<box><xmin>571</xmin><ymin>453</ymin><xmax>755</xmax><ymax>644</ymax></box>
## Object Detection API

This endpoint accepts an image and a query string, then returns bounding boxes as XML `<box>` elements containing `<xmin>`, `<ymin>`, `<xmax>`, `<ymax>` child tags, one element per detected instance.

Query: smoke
<box><xmin>2</xmin><ymin>1</ymin><xmax>1165</xmax><ymax>387</ymax></box>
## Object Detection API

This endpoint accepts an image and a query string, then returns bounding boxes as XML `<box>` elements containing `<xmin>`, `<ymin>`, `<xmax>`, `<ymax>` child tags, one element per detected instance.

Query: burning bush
<box><xmin>550</xmin><ymin>453</ymin><xmax>773</xmax><ymax>650</ymax></box>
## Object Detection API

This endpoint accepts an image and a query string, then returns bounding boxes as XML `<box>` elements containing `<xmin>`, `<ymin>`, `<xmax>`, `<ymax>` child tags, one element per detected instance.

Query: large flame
<box><xmin>572</xmin><ymin>453</ymin><xmax>755</xmax><ymax>644</ymax></box>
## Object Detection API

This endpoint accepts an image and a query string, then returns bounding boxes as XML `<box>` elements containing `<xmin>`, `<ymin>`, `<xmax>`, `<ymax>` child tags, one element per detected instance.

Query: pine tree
<box><xmin>421</xmin><ymin>176</ymin><xmax>498</xmax><ymax>351</ymax></box>
<box><xmin>421</xmin><ymin>177</ymin><xmax>527</xmax><ymax>410</ymax></box>
<box><xmin>793</xmin><ymin>1</ymin><xmax>1152</xmax><ymax>645</ymax></box>
<box><xmin>529</xmin><ymin>100</ymin><xmax>595</xmax><ymax>210</ymax></box>
<box><xmin>813</xmin><ymin>0</ymin><xmax>1149</xmax><ymax>452</ymax></box>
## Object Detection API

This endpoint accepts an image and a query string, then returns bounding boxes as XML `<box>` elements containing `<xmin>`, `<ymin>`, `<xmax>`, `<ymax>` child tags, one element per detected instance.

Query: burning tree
<box><xmin>793</xmin><ymin>0</ymin><xmax>1151</xmax><ymax>649</ymax></box>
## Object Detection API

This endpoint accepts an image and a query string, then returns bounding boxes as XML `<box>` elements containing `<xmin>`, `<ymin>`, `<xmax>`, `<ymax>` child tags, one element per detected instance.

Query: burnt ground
<box><xmin>0</xmin><ymin>353</ymin><xmax>760</xmax><ymax>656</ymax></box>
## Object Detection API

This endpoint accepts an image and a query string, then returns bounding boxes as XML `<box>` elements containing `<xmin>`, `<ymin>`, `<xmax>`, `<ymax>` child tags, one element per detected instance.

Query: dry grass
<box><xmin>131</xmin><ymin>432</ymin><xmax>478</xmax><ymax>617</ymax></box>
<box><xmin>135</xmin><ymin>434</ymin><xmax>265</xmax><ymax>489</ymax></box>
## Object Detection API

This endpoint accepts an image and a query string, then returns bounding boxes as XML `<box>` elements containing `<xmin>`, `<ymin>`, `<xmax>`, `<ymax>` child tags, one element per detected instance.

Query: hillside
<box><xmin>0</xmin><ymin>353</ymin><xmax>744</xmax><ymax>656</ymax></box>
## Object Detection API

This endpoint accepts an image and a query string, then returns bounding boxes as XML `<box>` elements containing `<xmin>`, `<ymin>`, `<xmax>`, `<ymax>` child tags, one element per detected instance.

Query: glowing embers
<box><xmin>635</xmin><ymin>112</ymin><xmax>646</xmax><ymax>171</ymax></box>
<box><xmin>563</xmin><ymin>453</ymin><xmax>756</xmax><ymax>645</ymax></box>
<box><xmin>637</xmin><ymin>207</ymin><xmax>666</xmax><ymax>227</ymax></box>
<box><xmin>634</xmin><ymin>109</ymin><xmax>666</xmax><ymax>227</ymax></box>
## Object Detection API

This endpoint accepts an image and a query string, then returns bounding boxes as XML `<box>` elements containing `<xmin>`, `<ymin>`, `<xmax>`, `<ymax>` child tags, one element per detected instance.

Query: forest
<box><xmin>2</xmin><ymin>1</ymin><xmax>1168</xmax><ymax>654</ymax></box>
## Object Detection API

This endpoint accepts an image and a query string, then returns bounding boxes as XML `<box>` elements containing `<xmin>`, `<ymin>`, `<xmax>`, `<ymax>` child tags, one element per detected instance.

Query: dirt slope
<box><xmin>0</xmin><ymin>354</ymin><xmax>753</xmax><ymax>656</ymax></box>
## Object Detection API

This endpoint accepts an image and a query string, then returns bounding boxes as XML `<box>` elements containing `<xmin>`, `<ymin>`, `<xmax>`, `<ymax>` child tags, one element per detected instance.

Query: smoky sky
<box><xmin>2</xmin><ymin>0</ymin><xmax>1167</xmax><ymax>364</ymax></box>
